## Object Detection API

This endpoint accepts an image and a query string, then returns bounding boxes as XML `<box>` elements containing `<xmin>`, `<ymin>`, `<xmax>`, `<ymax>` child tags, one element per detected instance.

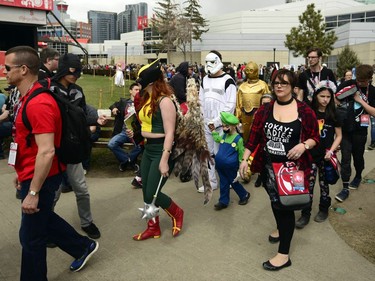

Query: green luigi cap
<box><xmin>220</xmin><ymin>112</ymin><xmax>239</xmax><ymax>125</ymax></box>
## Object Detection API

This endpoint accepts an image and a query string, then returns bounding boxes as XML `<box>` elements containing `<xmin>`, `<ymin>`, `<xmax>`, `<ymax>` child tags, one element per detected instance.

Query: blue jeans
<box><xmin>108</xmin><ymin>131</ymin><xmax>142</xmax><ymax>164</ymax></box>
<box><xmin>20</xmin><ymin>174</ymin><xmax>91</xmax><ymax>281</ymax></box>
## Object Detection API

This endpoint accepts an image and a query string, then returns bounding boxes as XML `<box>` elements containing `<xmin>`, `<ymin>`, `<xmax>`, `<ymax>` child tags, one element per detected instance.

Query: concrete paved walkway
<box><xmin>0</xmin><ymin>159</ymin><xmax>374</xmax><ymax>281</ymax></box>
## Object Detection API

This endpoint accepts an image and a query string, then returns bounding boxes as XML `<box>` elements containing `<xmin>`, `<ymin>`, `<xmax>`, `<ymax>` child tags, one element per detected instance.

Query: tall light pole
<box><xmin>125</xmin><ymin>42</ymin><xmax>128</xmax><ymax>66</ymax></box>
<box><xmin>273</xmin><ymin>48</ymin><xmax>276</xmax><ymax>65</ymax></box>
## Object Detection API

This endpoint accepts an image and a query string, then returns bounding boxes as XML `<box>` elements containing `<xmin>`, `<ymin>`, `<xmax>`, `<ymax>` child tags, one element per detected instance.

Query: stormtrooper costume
<box><xmin>199</xmin><ymin>51</ymin><xmax>237</xmax><ymax>190</ymax></box>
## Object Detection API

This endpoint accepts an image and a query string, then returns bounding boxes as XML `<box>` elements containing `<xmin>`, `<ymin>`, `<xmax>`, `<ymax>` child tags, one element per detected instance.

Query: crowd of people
<box><xmin>1</xmin><ymin>45</ymin><xmax>375</xmax><ymax>280</ymax></box>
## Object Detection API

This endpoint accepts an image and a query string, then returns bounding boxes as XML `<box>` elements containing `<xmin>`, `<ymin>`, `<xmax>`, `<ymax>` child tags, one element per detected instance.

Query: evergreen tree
<box><xmin>285</xmin><ymin>3</ymin><xmax>337</xmax><ymax>58</ymax></box>
<box><xmin>152</xmin><ymin>0</ymin><xmax>179</xmax><ymax>54</ymax></box>
<box><xmin>336</xmin><ymin>45</ymin><xmax>361</xmax><ymax>78</ymax></box>
<box><xmin>183</xmin><ymin>0</ymin><xmax>209</xmax><ymax>41</ymax></box>
<box><xmin>182</xmin><ymin>0</ymin><xmax>209</xmax><ymax>62</ymax></box>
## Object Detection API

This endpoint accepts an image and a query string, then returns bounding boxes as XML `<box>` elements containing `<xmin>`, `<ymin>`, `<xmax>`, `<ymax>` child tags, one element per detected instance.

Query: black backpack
<box><xmin>22</xmin><ymin>86</ymin><xmax>91</xmax><ymax>165</ymax></box>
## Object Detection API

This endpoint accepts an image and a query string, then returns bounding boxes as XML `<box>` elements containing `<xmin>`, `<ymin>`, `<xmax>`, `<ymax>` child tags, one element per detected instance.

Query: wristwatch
<box><xmin>303</xmin><ymin>141</ymin><xmax>310</xmax><ymax>150</ymax></box>
<box><xmin>29</xmin><ymin>190</ymin><xmax>39</xmax><ymax>196</ymax></box>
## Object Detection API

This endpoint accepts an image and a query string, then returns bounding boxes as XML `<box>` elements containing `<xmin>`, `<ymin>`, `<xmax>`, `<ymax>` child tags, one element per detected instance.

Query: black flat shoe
<box><xmin>214</xmin><ymin>202</ymin><xmax>228</xmax><ymax>210</ymax></box>
<box><xmin>238</xmin><ymin>192</ymin><xmax>250</xmax><ymax>205</ymax></box>
<box><xmin>263</xmin><ymin>259</ymin><xmax>292</xmax><ymax>271</ymax></box>
<box><xmin>268</xmin><ymin>235</ymin><xmax>280</xmax><ymax>244</ymax></box>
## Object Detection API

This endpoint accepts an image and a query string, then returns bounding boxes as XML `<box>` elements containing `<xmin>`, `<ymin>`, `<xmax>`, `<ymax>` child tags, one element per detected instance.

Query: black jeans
<box><xmin>340</xmin><ymin>132</ymin><xmax>367</xmax><ymax>183</ymax></box>
<box><xmin>271</xmin><ymin>203</ymin><xmax>295</xmax><ymax>255</ymax></box>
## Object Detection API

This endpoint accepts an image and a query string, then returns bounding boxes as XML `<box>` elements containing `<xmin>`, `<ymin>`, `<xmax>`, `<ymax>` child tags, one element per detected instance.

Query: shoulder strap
<box><xmin>304</xmin><ymin>71</ymin><xmax>316</xmax><ymax>90</ymax></box>
<box><xmin>233</xmin><ymin>134</ymin><xmax>241</xmax><ymax>144</ymax></box>
<box><xmin>22</xmin><ymin>87</ymin><xmax>54</xmax><ymax>147</ymax></box>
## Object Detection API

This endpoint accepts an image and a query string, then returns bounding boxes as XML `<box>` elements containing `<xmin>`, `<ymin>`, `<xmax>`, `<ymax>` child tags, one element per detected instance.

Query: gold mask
<box><xmin>244</xmin><ymin>61</ymin><xmax>259</xmax><ymax>81</ymax></box>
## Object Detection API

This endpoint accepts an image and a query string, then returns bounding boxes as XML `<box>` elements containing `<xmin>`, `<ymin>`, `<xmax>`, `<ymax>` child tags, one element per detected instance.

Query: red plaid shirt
<box><xmin>246</xmin><ymin>99</ymin><xmax>320</xmax><ymax>174</ymax></box>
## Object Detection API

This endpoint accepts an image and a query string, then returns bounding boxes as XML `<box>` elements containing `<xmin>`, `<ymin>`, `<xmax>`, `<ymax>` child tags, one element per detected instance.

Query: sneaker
<box><xmin>131</xmin><ymin>177</ymin><xmax>142</xmax><ymax>189</ymax></box>
<box><xmin>314</xmin><ymin>211</ymin><xmax>328</xmax><ymax>223</ymax></box>
<box><xmin>238</xmin><ymin>192</ymin><xmax>250</xmax><ymax>205</ymax></box>
<box><xmin>61</xmin><ymin>185</ymin><xmax>73</xmax><ymax>193</ymax></box>
<box><xmin>349</xmin><ymin>177</ymin><xmax>361</xmax><ymax>190</ymax></box>
<box><xmin>197</xmin><ymin>186</ymin><xmax>204</xmax><ymax>193</ymax></box>
<box><xmin>81</xmin><ymin>223</ymin><xmax>101</xmax><ymax>239</ymax></box>
<box><xmin>295</xmin><ymin>215</ymin><xmax>310</xmax><ymax>229</ymax></box>
<box><xmin>335</xmin><ymin>188</ymin><xmax>349</xmax><ymax>202</ymax></box>
<box><xmin>368</xmin><ymin>143</ymin><xmax>375</xmax><ymax>150</ymax></box>
<box><xmin>70</xmin><ymin>240</ymin><xmax>99</xmax><ymax>272</ymax></box>
<box><xmin>132</xmin><ymin>163</ymin><xmax>140</xmax><ymax>174</ymax></box>
<box><xmin>119</xmin><ymin>162</ymin><xmax>128</xmax><ymax>172</ymax></box>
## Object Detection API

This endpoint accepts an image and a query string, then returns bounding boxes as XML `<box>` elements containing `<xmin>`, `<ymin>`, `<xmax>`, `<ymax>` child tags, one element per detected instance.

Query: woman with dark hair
<box><xmin>239</xmin><ymin>69</ymin><xmax>319</xmax><ymax>271</ymax></box>
<box><xmin>133</xmin><ymin>59</ymin><xmax>184</xmax><ymax>241</ymax></box>
<box><xmin>295</xmin><ymin>81</ymin><xmax>342</xmax><ymax>228</ymax></box>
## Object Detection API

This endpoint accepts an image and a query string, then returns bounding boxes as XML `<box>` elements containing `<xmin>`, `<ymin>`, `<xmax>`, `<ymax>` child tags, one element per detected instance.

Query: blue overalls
<box><xmin>215</xmin><ymin>134</ymin><xmax>248</xmax><ymax>206</ymax></box>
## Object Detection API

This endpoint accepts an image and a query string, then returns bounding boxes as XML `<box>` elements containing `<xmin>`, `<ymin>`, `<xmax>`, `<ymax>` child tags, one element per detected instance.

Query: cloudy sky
<box><xmin>64</xmin><ymin>0</ymin><xmax>284</xmax><ymax>22</ymax></box>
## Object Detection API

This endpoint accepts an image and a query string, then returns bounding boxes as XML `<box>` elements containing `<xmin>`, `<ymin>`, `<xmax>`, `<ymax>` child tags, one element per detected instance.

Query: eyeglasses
<box><xmin>5</xmin><ymin>64</ymin><xmax>22</xmax><ymax>72</ymax></box>
<box><xmin>273</xmin><ymin>81</ymin><xmax>290</xmax><ymax>87</ymax></box>
<box><xmin>307</xmin><ymin>56</ymin><xmax>319</xmax><ymax>59</ymax></box>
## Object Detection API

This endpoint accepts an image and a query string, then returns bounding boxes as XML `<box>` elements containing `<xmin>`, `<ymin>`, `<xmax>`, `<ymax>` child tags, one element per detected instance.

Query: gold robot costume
<box><xmin>235</xmin><ymin>61</ymin><xmax>270</xmax><ymax>182</ymax></box>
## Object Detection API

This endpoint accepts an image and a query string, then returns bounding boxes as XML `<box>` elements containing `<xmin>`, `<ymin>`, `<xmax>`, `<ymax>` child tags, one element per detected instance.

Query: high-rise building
<box><xmin>88</xmin><ymin>10</ymin><xmax>118</xmax><ymax>43</ymax></box>
<box><xmin>118</xmin><ymin>10</ymin><xmax>132</xmax><ymax>34</ymax></box>
<box><xmin>118</xmin><ymin>2</ymin><xmax>148</xmax><ymax>34</ymax></box>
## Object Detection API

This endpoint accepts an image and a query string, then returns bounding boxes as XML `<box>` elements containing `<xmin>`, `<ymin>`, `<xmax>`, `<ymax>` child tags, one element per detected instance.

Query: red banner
<box><xmin>137</xmin><ymin>15</ymin><xmax>148</xmax><ymax>30</ymax></box>
<box><xmin>0</xmin><ymin>0</ymin><xmax>53</xmax><ymax>11</ymax></box>
<box><xmin>137</xmin><ymin>16</ymin><xmax>142</xmax><ymax>30</ymax></box>
<box><xmin>142</xmin><ymin>15</ymin><xmax>148</xmax><ymax>29</ymax></box>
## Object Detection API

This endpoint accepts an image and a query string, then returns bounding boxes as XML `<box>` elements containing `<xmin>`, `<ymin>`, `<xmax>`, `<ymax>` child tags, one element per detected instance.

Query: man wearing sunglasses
<box><xmin>4</xmin><ymin>46</ymin><xmax>99</xmax><ymax>281</ymax></box>
<box><xmin>297</xmin><ymin>47</ymin><xmax>336</xmax><ymax>103</ymax></box>
<box><xmin>50</xmin><ymin>53</ymin><xmax>106</xmax><ymax>239</ymax></box>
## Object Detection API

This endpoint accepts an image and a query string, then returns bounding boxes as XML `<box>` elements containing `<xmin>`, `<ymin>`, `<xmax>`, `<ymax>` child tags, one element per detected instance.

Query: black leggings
<box><xmin>271</xmin><ymin>204</ymin><xmax>295</xmax><ymax>255</ymax></box>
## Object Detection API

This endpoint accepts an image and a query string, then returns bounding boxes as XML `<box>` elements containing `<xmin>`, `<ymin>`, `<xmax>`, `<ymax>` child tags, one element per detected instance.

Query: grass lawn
<box><xmin>0</xmin><ymin>75</ymin><xmax>137</xmax><ymax>178</ymax></box>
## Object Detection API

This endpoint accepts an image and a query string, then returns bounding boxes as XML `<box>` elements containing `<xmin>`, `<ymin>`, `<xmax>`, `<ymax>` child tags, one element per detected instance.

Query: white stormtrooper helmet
<box><xmin>205</xmin><ymin>52</ymin><xmax>223</xmax><ymax>75</ymax></box>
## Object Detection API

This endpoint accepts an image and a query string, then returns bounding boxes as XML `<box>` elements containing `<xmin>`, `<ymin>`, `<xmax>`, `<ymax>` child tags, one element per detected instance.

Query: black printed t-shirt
<box><xmin>265</xmin><ymin>113</ymin><xmax>301</xmax><ymax>163</ymax></box>
<box><xmin>310</xmin><ymin>111</ymin><xmax>341</xmax><ymax>162</ymax></box>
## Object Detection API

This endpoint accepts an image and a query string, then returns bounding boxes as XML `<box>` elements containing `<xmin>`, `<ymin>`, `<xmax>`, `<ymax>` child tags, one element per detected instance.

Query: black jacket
<box><xmin>169</xmin><ymin>61</ymin><xmax>189</xmax><ymax>104</ymax></box>
<box><xmin>109</xmin><ymin>98</ymin><xmax>133</xmax><ymax>136</ymax></box>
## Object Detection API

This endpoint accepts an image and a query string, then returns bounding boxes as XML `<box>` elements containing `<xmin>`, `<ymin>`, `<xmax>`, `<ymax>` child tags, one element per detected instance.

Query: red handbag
<box><xmin>272</xmin><ymin>161</ymin><xmax>310</xmax><ymax>208</ymax></box>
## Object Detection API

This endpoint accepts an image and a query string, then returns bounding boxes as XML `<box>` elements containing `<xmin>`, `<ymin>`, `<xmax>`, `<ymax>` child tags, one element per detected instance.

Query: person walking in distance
<box><xmin>335</xmin><ymin>64</ymin><xmax>375</xmax><ymax>202</ymax></box>
<box><xmin>295</xmin><ymin>80</ymin><xmax>342</xmax><ymax>228</ymax></box>
<box><xmin>198</xmin><ymin>50</ymin><xmax>237</xmax><ymax>193</ymax></box>
<box><xmin>296</xmin><ymin>47</ymin><xmax>336</xmax><ymax>104</ymax></box>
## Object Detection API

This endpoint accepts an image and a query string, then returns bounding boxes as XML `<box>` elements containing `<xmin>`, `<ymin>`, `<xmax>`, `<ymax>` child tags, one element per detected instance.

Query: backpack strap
<box><xmin>22</xmin><ymin>87</ymin><xmax>54</xmax><ymax>147</ymax></box>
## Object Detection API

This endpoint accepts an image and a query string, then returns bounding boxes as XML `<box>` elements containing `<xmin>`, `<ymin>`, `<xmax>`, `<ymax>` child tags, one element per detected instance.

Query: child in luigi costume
<box><xmin>210</xmin><ymin>112</ymin><xmax>250</xmax><ymax>210</ymax></box>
